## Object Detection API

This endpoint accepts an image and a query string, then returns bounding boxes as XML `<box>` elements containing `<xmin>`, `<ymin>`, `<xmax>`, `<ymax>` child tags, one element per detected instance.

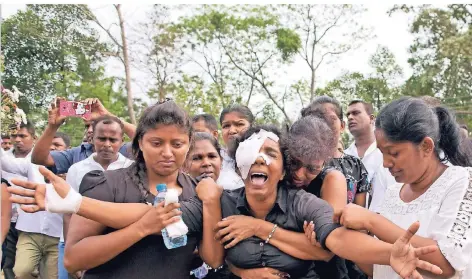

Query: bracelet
<box><xmin>265</xmin><ymin>224</ymin><xmax>278</xmax><ymax>243</ymax></box>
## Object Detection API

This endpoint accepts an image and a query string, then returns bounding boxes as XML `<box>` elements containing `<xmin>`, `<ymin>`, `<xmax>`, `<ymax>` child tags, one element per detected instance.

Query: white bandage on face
<box><xmin>235</xmin><ymin>129</ymin><xmax>279</xmax><ymax>179</ymax></box>
<box><xmin>45</xmin><ymin>184</ymin><xmax>83</xmax><ymax>214</ymax></box>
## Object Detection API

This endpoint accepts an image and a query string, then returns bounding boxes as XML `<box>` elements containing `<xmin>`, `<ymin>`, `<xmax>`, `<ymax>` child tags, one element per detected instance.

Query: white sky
<box><xmin>1</xmin><ymin>3</ymin><xmax>417</xmax><ymax>118</ymax></box>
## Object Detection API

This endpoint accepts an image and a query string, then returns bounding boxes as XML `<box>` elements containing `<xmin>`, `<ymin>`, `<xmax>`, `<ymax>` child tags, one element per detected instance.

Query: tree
<box><xmin>397</xmin><ymin>5</ymin><xmax>472</xmax><ymax>108</ymax></box>
<box><xmin>318</xmin><ymin>45</ymin><xmax>403</xmax><ymax>112</ymax></box>
<box><xmin>81</xmin><ymin>4</ymin><xmax>138</xmax><ymax>124</ymax></box>
<box><xmin>179</xmin><ymin>5</ymin><xmax>301</xmax><ymax>124</ymax></box>
<box><xmin>1</xmin><ymin>5</ymin><xmax>108</xmax><ymax>111</ymax></box>
<box><xmin>284</xmin><ymin>4</ymin><xmax>373</xmax><ymax>101</ymax></box>
<box><xmin>167</xmin><ymin>75</ymin><xmax>223</xmax><ymax>117</ymax></box>
<box><xmin>392</xmin><ymin>4</ymin><xmax>472</xmax><ymax>126</ymax></box>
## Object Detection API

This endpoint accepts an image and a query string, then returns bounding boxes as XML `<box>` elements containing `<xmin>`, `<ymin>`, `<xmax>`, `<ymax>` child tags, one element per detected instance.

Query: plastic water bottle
<box><xmin>153</xmin><ymin>184</ymin><xmax>187</xmax><ymax>249</ymax></box>
<box><xmin>190</xmin><ymin>263</ymin><xmax>209</xmax><ymax>279</ymax></box>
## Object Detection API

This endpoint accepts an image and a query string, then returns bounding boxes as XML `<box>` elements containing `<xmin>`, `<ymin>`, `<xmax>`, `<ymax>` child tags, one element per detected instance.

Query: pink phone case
<box><xmin>59</xmin><ymin>101</ymin><xmax>92</xmax><ymax>119</ymax></box>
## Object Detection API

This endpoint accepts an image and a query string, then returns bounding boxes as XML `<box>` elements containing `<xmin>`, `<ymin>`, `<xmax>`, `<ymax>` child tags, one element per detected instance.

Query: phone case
<box><xmin>59</xmin><ymin>100</ymin><xmax>92</xmax><ymax>119</ymax></box>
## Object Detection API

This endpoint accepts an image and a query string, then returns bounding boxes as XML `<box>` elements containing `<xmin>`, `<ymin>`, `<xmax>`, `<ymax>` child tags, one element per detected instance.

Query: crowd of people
<box><xmin>0</xmin><ymin>94</ymin><xmax>471</xmax><ymax>279</ymax></box>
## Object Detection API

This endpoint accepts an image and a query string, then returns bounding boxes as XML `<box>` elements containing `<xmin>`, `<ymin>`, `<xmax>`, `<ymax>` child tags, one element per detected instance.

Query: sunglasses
<box><xmin>289</xmin><ymin>157</ymin><xmax>325</xmax><ymax>175</ymax></box>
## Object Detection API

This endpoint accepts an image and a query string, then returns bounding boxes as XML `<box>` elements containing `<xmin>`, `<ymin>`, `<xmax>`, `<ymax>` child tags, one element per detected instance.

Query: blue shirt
<box><xmin>50</xmin><ymin>142</ymin><xmax>132</xmax><ymax>174</ymax></box>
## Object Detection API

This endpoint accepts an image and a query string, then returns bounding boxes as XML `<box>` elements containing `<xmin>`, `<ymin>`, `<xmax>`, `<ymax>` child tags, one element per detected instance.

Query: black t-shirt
<box><xmin>79</xmin><ymin>165</ymin><xmax>200</xmax><ymax>279</ymax></box>
<box><xmin>182</xmin><ymin>184</ymin><xmax>341</xmax><ymax>279</ymax></box>
<box><xmin>304</xmin><ymin>155</ymin><xmax>370</xmax><ymax>279</ymax></box>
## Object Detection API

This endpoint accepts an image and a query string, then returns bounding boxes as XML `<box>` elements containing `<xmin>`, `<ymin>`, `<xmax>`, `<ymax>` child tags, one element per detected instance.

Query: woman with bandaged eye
<box><xmin>10</xmin><ymin>124</ymin><xmax>443</xmax><ymax>279</ymax></box>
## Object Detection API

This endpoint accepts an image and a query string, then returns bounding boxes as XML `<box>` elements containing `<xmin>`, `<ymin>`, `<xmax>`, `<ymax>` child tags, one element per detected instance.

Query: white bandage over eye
<box><xmin>235</xmin><ymin>129</ymin><xmax>279</xmax><ymax>179</ymax></box>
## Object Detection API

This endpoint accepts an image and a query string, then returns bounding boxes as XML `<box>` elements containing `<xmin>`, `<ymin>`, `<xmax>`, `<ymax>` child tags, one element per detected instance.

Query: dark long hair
<box><xmin>376</xmin><ymin>97</ymin><xmax>471</xmax><ymax>167</ymax></box>
<box><xmin>130</xmin><ymin>101</ymin><xmax>192</xmax><ymax>200</ymax></box>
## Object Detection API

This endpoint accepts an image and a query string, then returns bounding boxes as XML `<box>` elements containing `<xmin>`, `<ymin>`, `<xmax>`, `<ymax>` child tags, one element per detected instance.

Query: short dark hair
<box><xmin>18</xmin><ymin>122</ymin><xmax>35</xmax><ymax>137</ymax></box>
<box><xmin>1</xmin><ymin>134</ymin><xmax>10</xmax><ymax>140</ymax></box>
<box><xmin>301</xmin><ymin>95</ymin><xmax>343</xmax><ymax>121</ymax></box>
<box><xmin>460</xmin><ymin>124</ymin><xmax>468</xmax><ymax>131</ymax></box>
<box><xmin>348</xmin><ymin>100</ymin><xmax>374</xmax><ymax>115</ymax></box>
<box><xmin>288</xmin><ymin>116</ymin><xmax>337</xmax><ymax>164</ymax></box>
<box><xmin>54</xmin><ymin>132</ymin><xmax>71</xmax><ymax>147</ymax></box>
<box><xmin>219</xmin><ymin>104</ymin><xmax>255</xmax><ymax>125</ymax></box>
<box><xmin>92</xmin><ymin>115</ymin><xmax>124</xmax><ymax>136</ymax></box>
<box><xmin>192</xmin><ymin>114</ymin><xmax>218</xmax><ymax>131</ymax></box>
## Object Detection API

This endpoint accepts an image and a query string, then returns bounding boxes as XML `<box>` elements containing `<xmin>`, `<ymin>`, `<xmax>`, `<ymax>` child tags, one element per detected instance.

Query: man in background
<box><xmin>58</xmin><ymin>115</ymin><xmax>133</xmax><ymax>279</ymax></box>
<box><xmin>191</xmin><ymin>114</ymin><xmax>219</xmax><ymax>140</ymax></box>
<box><xmin>344</xmin><ymin>100</ymin><xmax>396</xmax><ymax>211</ymax></box>
<box><xmin>1</xmin><ymin>134</ymin><xmax>12</xmax><ymax>151</ymax></box>
<box><xmin>32</xmin><ymin>98</ymin><xmax>135</xmax><ymax>175</ymax></box>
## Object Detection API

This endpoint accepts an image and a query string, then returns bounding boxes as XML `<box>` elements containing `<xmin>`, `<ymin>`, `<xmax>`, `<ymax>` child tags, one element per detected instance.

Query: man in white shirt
<box><xmin>344</xmin><ymin>100</ymin><xmax>396</xmax><ymax>212</ymax></box>
<box><xmin>1</xmin><ymin>123</ymin><xmax>64</xmax><ymax>279</ymax></box>
<box><xmin>59</xmin><ymin>115</ymin><xmax>133</xmax><ymax>279</ymax></box>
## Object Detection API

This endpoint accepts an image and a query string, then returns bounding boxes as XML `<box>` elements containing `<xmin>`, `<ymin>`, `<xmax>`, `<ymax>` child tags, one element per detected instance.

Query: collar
<box><xmin>235</xmin><ymin>184</ymin><xmax>288</xmax><ymax>215</ymax></box>
<box><xmin>12</xmin><ymin>149</ymin><xmax>32</xmax><ymax>159</ymax></box>
<box><xmin>86</xmin><ymin>152</ymin><xmax>125</xmax><ymax>166</ymax></box>
<box><xmin>364</xmin><ymin>141</ymin><xmax>378</xmax><ymax>158</ymax></box>
<box><xmin>347</xmin><ymin>141</ymin><xmax>377</xmax><ymax>158</ymax></box>
<box><xmin>81</xmin><ymin>143</ymin><xmax>94</xmax><ymax>152</ymax></box>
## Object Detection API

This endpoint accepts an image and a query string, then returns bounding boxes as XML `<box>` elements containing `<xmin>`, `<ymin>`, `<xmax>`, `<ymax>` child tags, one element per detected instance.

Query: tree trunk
<box><xmin>310</xmin><ymin>68</ymin><xmax>316</xmax><ymax>102</ymax></box>
<box><xmin>116</xmin><ymin>4</ymin><xmax>137</xmax><ymax>125</ymax></box>
<box><xmin>159</xmin><ymin>84</ymin><xmax>165</xmax><ymax>102</ymax></box>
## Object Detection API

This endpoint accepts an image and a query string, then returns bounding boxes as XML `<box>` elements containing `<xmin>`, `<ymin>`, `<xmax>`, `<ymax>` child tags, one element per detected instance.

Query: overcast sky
<box><xmin>1</xmin><ymin>4</ymin><xmax>418</xmax><ymax>116</ymax></box>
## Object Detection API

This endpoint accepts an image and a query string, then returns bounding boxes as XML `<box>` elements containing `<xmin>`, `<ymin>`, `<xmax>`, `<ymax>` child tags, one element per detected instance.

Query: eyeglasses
<box><xmin>289</xmin><ymin>158</ymin><xmax>325</xmax><ymax>175</ymax></box>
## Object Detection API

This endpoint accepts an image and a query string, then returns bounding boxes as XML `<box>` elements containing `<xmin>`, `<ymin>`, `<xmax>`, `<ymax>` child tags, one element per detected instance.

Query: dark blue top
<box><xmin>50</xmin><ymin>142</ymin><xmax>132</xmax><ymax>174</ymax></box>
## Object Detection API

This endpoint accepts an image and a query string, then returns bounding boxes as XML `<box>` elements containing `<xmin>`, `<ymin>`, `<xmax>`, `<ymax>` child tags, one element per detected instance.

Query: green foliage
<box><xmin>166</xmin><ymin>75</ymin><xmax>226</xmax><ymax>118</ymax></box>
<box><xmin>318</xmin><ymin>46</ymin><xmax>403</xmax><ymax>112</ymax></box>
<box><xmin>2</xmin><ymin>5</ymin><xmax>130</xmax><ymax>146</ymax></box>
<box><xmin>275</xmin><ymin>28</ymin><xmax>301</xmax><ymax>61</ymax></box>
<box><xmin>1</xmin><ymin>5</ymin><xmax>110</xmax><ymax>111</ymax></box>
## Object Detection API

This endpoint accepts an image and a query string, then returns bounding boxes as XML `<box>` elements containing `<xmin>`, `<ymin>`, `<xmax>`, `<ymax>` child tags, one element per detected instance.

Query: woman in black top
<box><xmin>301</xmin><ymin>96</ymin><xmax>370</xmax><ymax>279</ymax></box>
<box><xmin>301</xmin><ymin>96</ymin><xmax>370</xmax><ymax>207</ymax></box>
<box><xmin>17</xmin><ymin>101</ymin><xmax>224</xmax><ymax>279</ymax></box>
<box><xmin>11</xmin><ymin>125</ymin><xmax>442</xmax><ymax>279</ymax></box>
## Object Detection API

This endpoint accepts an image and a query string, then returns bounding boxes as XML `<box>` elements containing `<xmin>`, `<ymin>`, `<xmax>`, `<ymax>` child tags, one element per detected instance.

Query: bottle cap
<box><xmin>156</xmin><ymin>184</ymin><xmax>167</xmax><ymax>192</ymax></box>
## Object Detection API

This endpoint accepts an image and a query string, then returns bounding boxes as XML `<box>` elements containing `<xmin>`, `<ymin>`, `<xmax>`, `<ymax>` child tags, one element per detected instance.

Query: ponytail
<box><xmin>376</xmin><ymin>97</ymin><xmax>472</xmax><ymax>167</ymax></box>
<box><xmin>435</xmin><ymin>106</ymin><xmax>472</xmax><ymax>167</ymax></box>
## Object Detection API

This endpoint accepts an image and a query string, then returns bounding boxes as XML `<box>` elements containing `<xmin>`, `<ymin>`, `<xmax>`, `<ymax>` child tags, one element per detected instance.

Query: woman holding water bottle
<box><xmin>10</xmin><ymin>122</ymin><xmax>444</xmax><ymax>279</ymax></box>
<box><xmin>22</xmin><ymin>101</ymin><xmax>224</xmax><ymax>279</ymax></box>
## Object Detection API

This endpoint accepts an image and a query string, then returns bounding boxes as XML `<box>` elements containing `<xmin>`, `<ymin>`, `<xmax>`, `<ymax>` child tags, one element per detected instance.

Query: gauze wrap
<box><xmin>235</xmin><ymin>129</ymin><xmax>279</xmax><ymax>179</ymax></box>
<box><xmin>164</xmin><ymin>188</ymin><xmax>189</xmax><ymax>238</ymax></box>
<box><xmin>45</xmin><ymin>184</ymin><xmax>83</xmax><ymax>214</ymax></box>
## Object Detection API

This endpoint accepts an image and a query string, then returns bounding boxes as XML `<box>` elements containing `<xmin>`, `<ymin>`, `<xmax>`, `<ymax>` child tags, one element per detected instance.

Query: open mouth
<box><xmin>250</xmin><ymin>172</ymin><xmax>268</xmax><ymax>186</ymax></box>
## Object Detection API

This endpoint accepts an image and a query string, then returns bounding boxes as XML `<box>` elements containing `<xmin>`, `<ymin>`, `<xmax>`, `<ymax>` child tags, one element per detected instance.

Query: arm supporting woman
<box><xmin>253</xmin><ymin>220</ymin><xmax>333</xmax><ymax>261</ymax></box>
<box><xmin>366</xmin><ymin>213</ymin><xmax>455</xmax><ymax>277</ymax></box>
<box><xmin>64</xmin><ymin>215</ymin><xmax>145</xmax><ymax>273</ymax></box>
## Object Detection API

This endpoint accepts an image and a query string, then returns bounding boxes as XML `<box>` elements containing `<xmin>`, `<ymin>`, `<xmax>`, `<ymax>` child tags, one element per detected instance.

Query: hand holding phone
<box><xmin>59</xmin><ymin>100</ymin><xmax>92</xmax><ymax>120</ymax></box>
